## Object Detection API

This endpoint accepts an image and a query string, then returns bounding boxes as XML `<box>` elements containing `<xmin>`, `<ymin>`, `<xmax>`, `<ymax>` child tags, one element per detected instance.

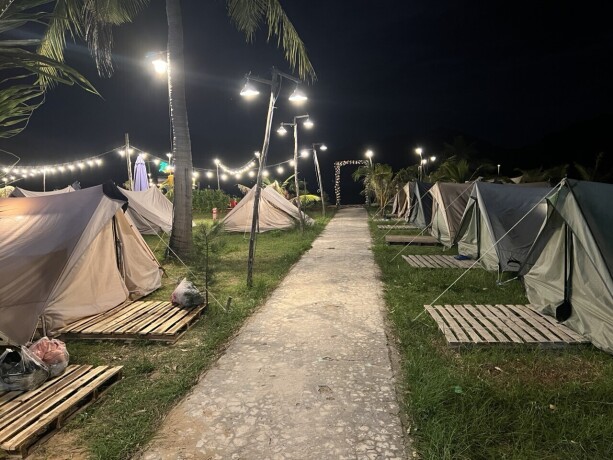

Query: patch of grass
<box><xmin>38</xmin><ymin>210</ymin><xmax>334</xmax><ymax>460</ymax></box>
<box><xmin>369</xmin><ymin>219</ymin><xmax>613</xmax><ymax>459</ymax></box>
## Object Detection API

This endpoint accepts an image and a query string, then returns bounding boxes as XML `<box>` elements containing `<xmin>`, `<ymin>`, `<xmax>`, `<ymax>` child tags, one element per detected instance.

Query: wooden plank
<box><xmin>496</xmin><ymin>304</ymin><xmax>552</xmax><ymax>343</ymax></box>
<box><xmin>426</xmin><ymin>306</ymin><xmax>460</xmax><ymax>345</ymax></box>
<box><xmin>97</xmin><ymin>301</ymin><xmax>169</xmax><ymax>334</ymax></box>
<box><xmin>487</xmin><ymin>305</ymin><xmax>544</xmax><ymax>343</ymax></box>
<box><xmin>434</xmin><ymin>306</ymin><xmax>470</xmax><ymax>343</ymax></box>
<box><xmin>0</xmin><ymin>366</ymin><xmax>88</xmax><ymax>423</ymax></box>
<box><xmin>463</xmin><ymin>305</ymin><xmax>510</xmax><ymax>343</ymax></box>
<box><xmin>90</xmin><ymin>301</ymin><xmax>166</xmax><ymax>334</ymax></box>
<box><xmin>121</xmin><ymin>302</ymin><xmax>177</xmax><ymax>334</ymax></box>
<box><xmin>446</xmin><ymin>305</ymin><xmax>484</xmax><ymax>343</ymax></box>
<box><xmin>505</xmin><ymin>305</ymin><xmax>567</xmax><ymax>343</ymax></box>
<box><xmin>527</xmin><ymin>306</ymin><xmax>589</xmax><ymax>342</ymax></box>
<box><xmin>3</xmin><ymin>366</ymin><xmax>122</xmax><ymax>454</ymax></box>
<box><xmin>454</xmin><ymin>305</ymin><xmax>497</xmax><ymax>343</ymax></box>
<box><xmin>431</xmin><ymin>255</ymin><xmax>457</xmax><ymax>268</ymax></box>
<box><xmin>164</xmin><ymin>306</ymin><xmax>206</xmax><ymax>335</ymax></box>
<box><xmin>131</xmin><ymin>303</ymin><xmax>182</xmax><ymax>334</ymax></box>
<box><xmin>60</xmin><ymin>299</ymin><xmax>133</xmax><ymax>332</ymax></box>
<box><xmin>385</xmin><ymin>235</ymin><xmax>440</xmax><ymax>245</ymax></box>
<box><xmin>475</xmin><ymin>305</ymin><xmax>523</xmax><ymax>343</ymax></box>
<box><xmin>402</xmin><ymin>255</ymin><xmax>423</xmax><ymax>268</ymax></box>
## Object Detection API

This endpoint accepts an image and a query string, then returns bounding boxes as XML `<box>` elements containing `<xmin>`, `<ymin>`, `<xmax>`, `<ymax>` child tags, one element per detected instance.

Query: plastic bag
<box><xmin>170</xmin><ymin>278</ymin><xmax>204</xmax><ymax>309</ymax></box>
<box><xmin>28</xmin><ymin>337</ymin><xmax>69</xmax><ymax>378</ymax></box>
<box><xmin>0</xmin><ymin>346</ymin><xmax>49</xmax><ymax>391</ymax></box>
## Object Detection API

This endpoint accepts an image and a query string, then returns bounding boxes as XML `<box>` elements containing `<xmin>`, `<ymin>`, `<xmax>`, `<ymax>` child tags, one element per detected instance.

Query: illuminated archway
<box><xmin>334</xmin><ymin>160</ymin><xmax>370</xmax><ymax>206</ymax></box>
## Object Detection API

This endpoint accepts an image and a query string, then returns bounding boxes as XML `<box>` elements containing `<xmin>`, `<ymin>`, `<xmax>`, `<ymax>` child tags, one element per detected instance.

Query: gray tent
<box><xmin>0</xmin><ymin>184</ymin><xmax>162</xmax><ymax>345</ymax></box>
<box><xmin>429</xmin><ymin>182</ymin><xmax>474</xmax><ymax>247</ymax></box>
<box><xmin>398</xmin><ymin>182</ymin><xmax>414</xmax><ymax>218</ymax></box>
<box><xmin>455</xmin><ymin>182</ymin><xmax>550</xmax><ymax>272</ymax></box>
<box><xmin>406</xmin><ymin>181</ymin><xmax>432</xmax><ymax>228</ymax></box>
<box><xmin>520</xmin><ymin>179</ymin><xmax>613</xmax><ymax>354</ymax></box>
<box><xmin>120</xmin><ymin>186</ymin><xmax>173</xmax><ymax>234</ymax></box>
<box><xmin>223</xmin><ymin>185</ymin><xmax>314</xmax><ymax>233</ymax></box>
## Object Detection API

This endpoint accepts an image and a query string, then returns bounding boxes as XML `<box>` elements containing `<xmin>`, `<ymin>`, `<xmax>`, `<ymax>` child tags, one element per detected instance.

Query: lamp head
<box><xmin>415</xmin><ymin>147</ymin><xmax>423</xmax><ymax>156</ymax></box>
<box><xmin>214</xmin><ymin>158</ymin><xmax>220</xmax><ymax>165</ymax></box>
<box><xmin>303</xmin><ymin>117</ymin><xmax>314</xmax><ymax>129</ymax></box>
<box><xmin>240</xmin><ymin>80</ymin><xmax>260</xmax><ymax>98</ymax></box>
<box><xmin>152</xmin><ymin>58</ymin><xmax>167</xmax><ymax>74</ymax></box>
<box><xmin>365</xmin><ymin>150</ymin><xmax>374</xmax><ymax>159</ymax></box>
<box><xmin>430</xmin><ymin>156</ymin><xmax>436</xmax><ymax>162</ymax></box>
<box><xmin>288</xmin><ymin>86</ymin><xmax>307</xmax><ymax>103</ymax></box>
<box><xmin>277</xmin><ymin>125</ymin><xmax>288</xmax><ymax>135</ymax></box>
<box><xmin>319</xmin><ymin>144</ymin><xmax>328</xmax><ymax>151</ymax></box>
<box><xmin>277</xmin><ymin>166</ymin><xmax>284</xmax><ymax>174</ymax></box>
<box><xmin>300</xmin><ymin>149</ymin><xmax>310</xmax><ymax>158</ymax></box>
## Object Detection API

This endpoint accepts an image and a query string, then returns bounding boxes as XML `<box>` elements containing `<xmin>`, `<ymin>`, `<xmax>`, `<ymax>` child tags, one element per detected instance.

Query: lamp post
<box><xmin>497</xmin><ymin>164</ymin><xmax>501</xmax><ymax>177</ymax></box>
<box><xmin>214</xmin><ymin>158</ymin><xmax>220</xmax><ymax>190</ymax></box>
<box><xmin>277</xmin><ymin>114</ymin><xmax>313</xmax><ymax>230</ymax></box>
<box><xmin>415</xmin><ymin>147</ymin><xmax>423</xmax><ymax>181</ymax></box>
<box><xmin>364</xmin><ymin>149</ymin><xmax>374</xmax><ymax>207</ymax></box>
<box><xmin>312</xmin><ymin>143</ymin><xmax>327</xmax><ymax>217</ymax></box>
<box><xmin>240</xmin><ymin>68</ymin><xmax>307</xmax><ymax>287</ymax></box>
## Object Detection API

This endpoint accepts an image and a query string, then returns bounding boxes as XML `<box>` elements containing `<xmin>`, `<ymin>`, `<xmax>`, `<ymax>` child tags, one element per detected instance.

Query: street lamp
<box><xmin>277</xmin><ymin>114</ymin><xmax>313</xmax><ymax>231</ymax></box>
<box><xmin>415</xmin><ymin>147</ymin><xmax>423</xmax><ymax>181</ymax></box>
<box><xmin>365</xmin><ymin>149</ymin><xmax>374</xmax><ymax>166</ymax></box>
<box><xmin>214</xmin><ymin>158</ymin><xmax>220</xmax><ymax>190</ymax></box>
<box><xmin>239</xmin><ymin>67</ymin><xmax>308</xmax><ymax>287</ymax></box>
<box><xmin>364</xmin><ymin>149</ymin><xmax>374</xmax><ymax>207</ymax></box>
<box><xmin>312</xmin><ymin>143</ymin><xmax>328</xmax><ymax>217</ymax></box>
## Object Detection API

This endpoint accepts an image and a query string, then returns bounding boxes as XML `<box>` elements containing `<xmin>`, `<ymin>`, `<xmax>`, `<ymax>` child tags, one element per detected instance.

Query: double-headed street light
<box><xmin>277</xmin><ymin>115</ymin><xmax>313</xmax><ymax>230</ymax></box>
<box><xmin>312</xmin><ymin>143</ymin><xmax>327</xmax><ymax>217</ymax></box>
<box><xmin>240</xmin><ymin>67</ymin><xmax>308</xmax><ymax>287</ymax></box>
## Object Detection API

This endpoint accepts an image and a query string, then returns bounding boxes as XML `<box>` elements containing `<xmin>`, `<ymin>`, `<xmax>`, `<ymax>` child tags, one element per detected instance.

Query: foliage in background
<box><xmin>263</xmin><ymin>175</ymin><xmax>321</xmax><ymax>207</ymax></box>
<box><xmin>430</xmin><ymin>155</ymin><xmax>480</xmax><ymax>183</ymax></box>
<box><xmin>516</xmin><ymin>164</ymin><xmax>568</xmax><ymax>183</ymax></box>
<box><xmin>574</xmin><ymin>152</ymin><xmax>610</xmax><ymax>182</ymax></box>
<box><xmin>192</xmin><ymin>189</ymin><xmax>233</xmax><ymax>213</ymax></box>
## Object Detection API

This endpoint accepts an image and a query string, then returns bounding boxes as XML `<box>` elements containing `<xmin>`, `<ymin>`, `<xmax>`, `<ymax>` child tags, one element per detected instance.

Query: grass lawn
<box><xmin>17</xmin><ymin>208</ymin><xmax>333</xmax><ymax>460</ymax></box>
<box><xmin>370</xmin><ymin>221</ymin><xmax>613</xmax><ymax>459</ymax></box>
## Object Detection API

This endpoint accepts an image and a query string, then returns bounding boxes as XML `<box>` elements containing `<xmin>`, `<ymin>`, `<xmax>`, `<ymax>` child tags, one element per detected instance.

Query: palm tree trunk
<box><xmin>166</xmin><ymin>0</ymin><xmax>193</xmax><ymax>258</ymax></box>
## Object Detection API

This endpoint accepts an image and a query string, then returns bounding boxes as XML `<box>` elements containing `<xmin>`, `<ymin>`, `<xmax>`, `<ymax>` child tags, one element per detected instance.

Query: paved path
<box><xmin>140</xmin><ymin>208</ymin><xmax>407</xmax><ymax>459</ymax></box>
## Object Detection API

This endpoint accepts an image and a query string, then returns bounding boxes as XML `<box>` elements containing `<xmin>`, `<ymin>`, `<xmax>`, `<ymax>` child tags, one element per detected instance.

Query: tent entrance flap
<box><xmin>557</xmin><ymin>224</ymin><xmax>574</xmax><ymax>322</ymax></box>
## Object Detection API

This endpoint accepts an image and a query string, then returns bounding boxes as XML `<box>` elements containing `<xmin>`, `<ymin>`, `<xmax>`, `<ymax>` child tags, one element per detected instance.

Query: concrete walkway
<box><xmin>140</xmin><ymin>208</ymin><xmax>407</xmax><ymax>460</ymax></box>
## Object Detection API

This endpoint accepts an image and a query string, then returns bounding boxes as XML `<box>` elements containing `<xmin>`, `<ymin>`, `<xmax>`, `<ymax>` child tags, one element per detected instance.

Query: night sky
<box><xmin>2</xmin><ymin>0</ymin><xmax>612</xmax><ymax>199</ymax></box>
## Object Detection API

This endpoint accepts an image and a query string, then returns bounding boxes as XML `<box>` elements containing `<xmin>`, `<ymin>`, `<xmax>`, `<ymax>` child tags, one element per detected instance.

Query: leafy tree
<box><xmin>516</xmin><ymin>164</ymin><xmax>568</xmax><ymax>184</ymax></box>
<box><xmin>443</xmin><ymin>135</ymin><xmax>478</xmax><ymax>159</ymax></box>
<box><xmin>353</xmin><ymin>163</ymin><xmax>395</xmax><ymax>215</ymax></box>
<box><xmin>165</xmin><ymin>0</ymin><xmax>315</xmax><ymax>258</ymax></box>
<box><xmin>431</xmin><ymin>156</ymin><xmax>479</xmax><ymax>183</ymax></box>
<box><xmin>574</xmin><ymin>152</ymin><xmax>611</xmax><ymax>182</ymax></box>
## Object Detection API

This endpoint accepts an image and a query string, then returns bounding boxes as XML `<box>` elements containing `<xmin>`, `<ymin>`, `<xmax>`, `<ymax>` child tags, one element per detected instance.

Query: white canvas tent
<box><xmin>455</xmin><ymin>182</ymin><xmax>550</xmax><ymax>272</ymax></box>
<box><xmin>520</xmin><ymin>179</ymin><xmax>613</xmax><ymax>354</ymax></box>
<box><xmin>391</xmin><ymin>184</ymin><xmax>407</xmax><ymax>216</ymax></box>
<box><xmin>10</xmin><ymin>185</ymin><xmax>77</xmax><ymax>196</ymax></box>
<box><xmin>223</xmin><ymin>185</ymin><xmax>314</xmax><ymax>233</ymax></box>
<box><xmin>0</xmin><ymin>184</ymin><xmax>162</xmax><ymax>345</ymax></box>
<box><xmin>120</xmin><ymin>186</ymin><xmax>173</xmax><ymax>234</ymax></box>
<box><xmin>429</xmin><ymin>182</ymin><xmax>474</xmax><ymax>247</ymax></box>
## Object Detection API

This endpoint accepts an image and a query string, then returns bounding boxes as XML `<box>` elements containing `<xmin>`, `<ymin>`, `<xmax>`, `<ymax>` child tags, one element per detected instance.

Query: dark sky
<box><xmin>2</xmin><ymin>0</ymin><xmax>612</xmax><ymax>196</ymax></box>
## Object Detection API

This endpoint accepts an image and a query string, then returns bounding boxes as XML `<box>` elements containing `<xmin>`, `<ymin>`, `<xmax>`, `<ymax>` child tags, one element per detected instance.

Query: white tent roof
<box><xmin>0</xmin><ymin>184</ymin><xmax>162</xmax><ymax>345</ymax></box>
<box><xmin>120</xmin><ymin>187</ymin><xmax>173</xmax><ymax>234</ymax></box>
<box><xmin>223</xmin><ymin>185</ymin><xmax>314</xmax><ymax>233</ymax></box>
<box><xmin>11</xmin><ymin>185</ymin><xmax>77</xmax><ymax>196</ymax></box>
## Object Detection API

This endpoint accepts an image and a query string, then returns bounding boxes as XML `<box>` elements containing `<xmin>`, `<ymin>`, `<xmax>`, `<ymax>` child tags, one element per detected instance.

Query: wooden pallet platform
<box><xmin>426</xmin><ymin>304</ymin><xmax>589</xmax><ymax>348</ymax></box>
<box><xmin>0</xmin><ymin>365</ymin><xmax>122</xmax><ymax>458</ymax></box>
<box><xmin>377</xmin><ymin>224</ymin><xmax>417</xmax><ymax>230</ymax></box>
<box><xmin>385</xmin><ymin>235</ymin><xmax>440</xmax><ymax>245</ymax></box>
<box><xmin>59</xmin><ymin>300</ymin><xmax>206</xmax><ymax>343</ymax></box>
<box><xmin>402</xmin><ymin>254</ymin><xmax>475</xmax><ymax>269</ymax></box>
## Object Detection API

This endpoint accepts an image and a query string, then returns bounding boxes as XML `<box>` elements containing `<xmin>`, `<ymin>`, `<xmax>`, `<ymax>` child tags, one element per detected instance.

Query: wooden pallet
<box><xmin>426</xmin><ymin>304</ymin><xmax>589</xmax><ymax>348</ymax></box>
<box><xmin>59</xmin><ymin>300</ymin><xmax>206</xmax><ymax>343</ymax></box>
<box><xmin>377</xmin><ymin>225</ymin><xmax>417</xmax><ymax>230</ymax></box>
<box><xmin>0</xmin><ymin>365</ymin><xmax>122</xmax><ymax>458</ymax></box>
<box><xmin>385</xmin><ymin>235</ymin><xmax>440</xmax><ymax>245</ymax></box>
<box><xmin>402</xmin><ymin>255</ymin><xmax>475</xmax><ymax>269</ymax></box>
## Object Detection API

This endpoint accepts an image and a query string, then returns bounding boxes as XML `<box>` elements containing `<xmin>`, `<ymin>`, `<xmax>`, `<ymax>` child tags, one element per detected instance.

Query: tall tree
<box><xmin>166</xmin><ymin>0</ymin><xmax>315</xmax><ymax>258</ymax></box>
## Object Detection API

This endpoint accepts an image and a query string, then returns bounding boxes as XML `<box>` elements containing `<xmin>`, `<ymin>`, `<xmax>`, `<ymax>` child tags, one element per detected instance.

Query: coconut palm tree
<box><xmin>431</xmin><ymin>156</ymin><xmax>480</xmax><ymax>183</ymax></box>
<box><xmin>0</xmin><ymin>0</ymin><xmax>126</xmax><ymax>138</ymax></box>
<box><xmin>165</xmin><ymin>0</ymin><xmax>314</xmax><ymax>258</ymax></box>
<box><xmin>353</xmin><ymin>163</ymin><xmax>395</xmax><ymax>215</ymax></box>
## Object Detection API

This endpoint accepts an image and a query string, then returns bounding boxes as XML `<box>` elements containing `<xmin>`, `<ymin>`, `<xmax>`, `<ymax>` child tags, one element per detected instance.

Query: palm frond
<box><xmin>226</xmin><ymin>0</ymin><xmax>315</xmax><ymax>81</ymax></box>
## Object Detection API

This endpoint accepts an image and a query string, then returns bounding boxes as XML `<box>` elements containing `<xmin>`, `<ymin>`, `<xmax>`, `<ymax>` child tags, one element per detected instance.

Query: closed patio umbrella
<box><xmin>133</xmin><ymin>154</ymin><xmax>149</xmax><ymax>191</ymax></box>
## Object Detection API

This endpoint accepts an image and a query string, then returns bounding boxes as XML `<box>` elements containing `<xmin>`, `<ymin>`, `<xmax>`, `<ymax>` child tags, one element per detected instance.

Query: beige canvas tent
<box><xmin>520</xmin><ymin>179</ymin><xmax>613</xmax><ymax>354</ymax></box>
<box><xmin>120</xmin><ymin>186</ymin><xmax>173</xmax><ymax>234</ymax></box>
<box><xmin>223</xmin><ymin>185</ymin><xmax>314</xmax><ymax>233</ymax></box>
<box><xmin>10</xmin><ymin>185</ymin><xmax>77</xmax><ymax>196</ymax></box>
<box><xmin>0</xmin><ymin>184</ymin><xmax>162</xmax><ymax>345</ymax></box>
<box><xmin>429</xmin><ymin>182</ymin><xmax>474</xmax><ymax>247</ymax></box>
